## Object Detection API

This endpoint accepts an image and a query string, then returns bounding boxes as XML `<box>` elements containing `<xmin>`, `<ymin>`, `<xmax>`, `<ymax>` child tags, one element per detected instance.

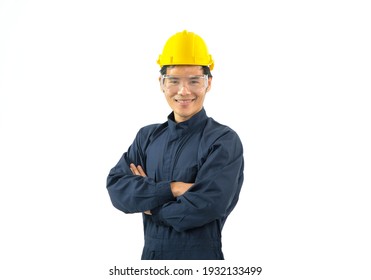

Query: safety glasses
<box><xmin>161</xmin><ymin>75</ymin><xmax>208</xmax><ymax>93</ymax></box>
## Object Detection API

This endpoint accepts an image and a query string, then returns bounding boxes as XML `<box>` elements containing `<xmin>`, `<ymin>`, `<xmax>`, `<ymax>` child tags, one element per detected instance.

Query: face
<box><xmin>160</xmin><ymin>65</ymin><xmax>212</xmax><ymax>123</ymax></box>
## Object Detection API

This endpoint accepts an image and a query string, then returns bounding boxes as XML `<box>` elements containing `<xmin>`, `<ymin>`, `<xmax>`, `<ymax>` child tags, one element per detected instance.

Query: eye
<box><xmin>168</xmin><ymin>78</ymin><xmax>179</xmax><ymax>85</ymax></box>
<box><xmin>189</xmin><ymin>78</ymin><xmax>202</xmax><ymax>85</ymax></box>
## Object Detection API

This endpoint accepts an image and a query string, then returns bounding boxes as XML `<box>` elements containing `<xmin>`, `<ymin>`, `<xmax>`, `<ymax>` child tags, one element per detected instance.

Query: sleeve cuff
<box><xmin>150</xmin><ymin>206</ymin><xmax>165</xmax><ymax>225</ymax></box>
<box><xmin>155</xmin><ymin>180</ymin><xmax>174</xmax><ymax>205</ymax></box>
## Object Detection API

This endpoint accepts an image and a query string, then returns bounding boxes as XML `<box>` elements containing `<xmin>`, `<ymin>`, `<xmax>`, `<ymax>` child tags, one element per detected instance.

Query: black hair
<box><xmin>160</xmin><ymin>65</ymin><xmax>213</xmax><ymax>78</ymax></box>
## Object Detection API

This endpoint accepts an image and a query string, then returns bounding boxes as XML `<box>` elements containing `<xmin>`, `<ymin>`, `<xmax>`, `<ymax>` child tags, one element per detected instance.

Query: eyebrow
<box><xmin>165</xmin><ymin>75</ymin><xmax>205</xmax><ymax>78</ymax></box>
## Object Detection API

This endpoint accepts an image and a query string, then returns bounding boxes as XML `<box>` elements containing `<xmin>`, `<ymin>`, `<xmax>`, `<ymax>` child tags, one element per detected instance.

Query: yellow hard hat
<box><xmin>157</xmin><ymin>30</ymin><xmax>214</xmax><ymax>70</ymax></box>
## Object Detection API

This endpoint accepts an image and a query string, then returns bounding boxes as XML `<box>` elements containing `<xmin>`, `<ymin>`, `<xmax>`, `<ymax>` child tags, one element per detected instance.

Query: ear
<box><xmin>206</xmin><ymin>77</ymin><xmax>212</xmax><ymax>92</ymax></box>
<box><xmin>158</xmin><ymin>76</ymin><xmax>165</xmax><ymax>92</ymax></box>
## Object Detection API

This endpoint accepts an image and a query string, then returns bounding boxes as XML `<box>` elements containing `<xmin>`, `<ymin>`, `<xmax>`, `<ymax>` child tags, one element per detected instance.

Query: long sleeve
<box><xmin>150</xmin><ymin>129</ymin><xmax>244</xmax><ymax>232</ymax></box>
<box><xmin>106</xmin><ymin>127</ymin><xmax>174</xmax><ymax>213</ymax></box>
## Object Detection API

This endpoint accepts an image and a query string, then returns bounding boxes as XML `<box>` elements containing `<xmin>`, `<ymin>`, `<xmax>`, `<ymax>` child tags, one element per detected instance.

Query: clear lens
<box><xmin>161</xmin><ymin>75</ymin><xmax>208</xmax><ymax>93</ymax></box>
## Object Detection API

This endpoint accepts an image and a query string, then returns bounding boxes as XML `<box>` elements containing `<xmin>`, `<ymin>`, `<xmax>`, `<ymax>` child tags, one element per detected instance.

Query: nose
<box><xmin>177</xmin><ymin>83</ymin><xmax>191</xmax><ymax>95</ymax></box>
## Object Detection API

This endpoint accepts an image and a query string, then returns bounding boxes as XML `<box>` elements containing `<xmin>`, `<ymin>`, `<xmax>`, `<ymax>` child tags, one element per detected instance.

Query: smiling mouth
<box><xmin>175</xmin><ymin>98</ymin><xmax>195</xmax><ymax>104</ymax></box>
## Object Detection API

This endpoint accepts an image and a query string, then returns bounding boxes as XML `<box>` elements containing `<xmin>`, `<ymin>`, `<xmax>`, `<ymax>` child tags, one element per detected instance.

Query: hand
<box><xmin>130</xmin><ymin>163</ymin><xmax>147</xmax><ymax>177</ymax></box>
<box><xmin>170</xmin><ymin>182</ymin><xmax>193</xmax><ymax>197</ymax></box>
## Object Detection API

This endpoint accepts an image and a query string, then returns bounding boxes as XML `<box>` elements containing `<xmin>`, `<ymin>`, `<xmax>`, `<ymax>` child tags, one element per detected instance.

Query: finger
<box><xmin>130</xmin><ymin>163</ymin><xmax>139</xmax><ymax>175</ymax></box>
<box><xmin>143</xmin><ymin>210</ymin><xmax>152</xmax><ymax>215</ymax></box>
<box><xmin>137</xmin><ymin>165</ymin><xmax>147</xmax><ymax>177</ymax></box>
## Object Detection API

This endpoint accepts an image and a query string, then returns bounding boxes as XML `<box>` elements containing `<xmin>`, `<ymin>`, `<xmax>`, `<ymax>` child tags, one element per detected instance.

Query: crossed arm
<box><xmin>129</xmin><ymin>163</ymin><xmax>193</xmax><ymax>215</ymax></box>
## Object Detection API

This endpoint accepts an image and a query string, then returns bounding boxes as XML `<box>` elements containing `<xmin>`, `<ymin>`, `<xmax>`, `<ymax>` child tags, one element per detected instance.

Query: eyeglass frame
<box><xmin>160</xmin><ymin>74</ymin><xmax>209</xmax><ymax>93</ymax></box>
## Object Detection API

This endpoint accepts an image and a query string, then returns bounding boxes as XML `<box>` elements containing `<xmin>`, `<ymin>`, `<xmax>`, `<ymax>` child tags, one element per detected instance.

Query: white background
<box><xmin>1</xmin><ymin>0</ymin><xmax>370</xmax><ymax>279</ymax></box>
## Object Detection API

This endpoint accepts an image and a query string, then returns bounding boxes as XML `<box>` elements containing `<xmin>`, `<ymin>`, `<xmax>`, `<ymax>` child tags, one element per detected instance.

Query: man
<box><xmin>107</xmin><ymin>30</ymin><xmax>244</xmax><ymax>260</ymax></box>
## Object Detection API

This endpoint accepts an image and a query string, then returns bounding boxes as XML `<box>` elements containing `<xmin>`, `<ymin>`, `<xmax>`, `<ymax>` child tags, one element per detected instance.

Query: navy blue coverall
<box><xmin>107</xmin><ymin>108</ymin><xmax>244</xmax><ymax>260</ymax></box>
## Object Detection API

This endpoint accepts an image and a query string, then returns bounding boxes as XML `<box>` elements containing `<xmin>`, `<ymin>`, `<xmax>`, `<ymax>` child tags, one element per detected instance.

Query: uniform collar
<box><xmin>167</xmin><ymin>108</ymin><xmax>208</xmax><ymax>135</ymax></box>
